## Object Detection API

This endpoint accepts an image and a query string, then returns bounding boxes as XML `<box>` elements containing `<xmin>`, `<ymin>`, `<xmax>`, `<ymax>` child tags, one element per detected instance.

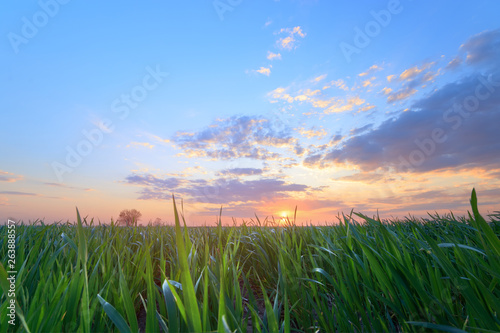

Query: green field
<box><xmin>1</xmin><ymin>189</ymin><xmax>499</xmax><ymax>332</ymax></box>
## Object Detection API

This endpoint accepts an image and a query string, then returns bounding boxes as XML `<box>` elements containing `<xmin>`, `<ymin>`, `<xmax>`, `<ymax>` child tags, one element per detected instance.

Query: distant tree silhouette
<box><xmin>117</xmin><ymin>209</ymin><xmax>142</xmax><ymax>227</ymax></box>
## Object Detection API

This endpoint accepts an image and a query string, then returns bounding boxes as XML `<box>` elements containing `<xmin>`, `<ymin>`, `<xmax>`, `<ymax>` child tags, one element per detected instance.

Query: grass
<box><xmin>0</xmin><ymin>189</ymin><xmax>499</xmax><ymax>332</ymax></box>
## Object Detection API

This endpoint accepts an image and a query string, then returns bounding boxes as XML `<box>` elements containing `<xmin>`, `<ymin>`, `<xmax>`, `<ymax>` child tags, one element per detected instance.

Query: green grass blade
<box><xmin>76</xmin><ymin>208</ymin><xmax>90</xmax><ymax>333</ymax></box>
<box><xmin>145</xmin><ymin>243</ymin><xmax>159</xmax><ymax>333</ymax></box>
<box><xmin>217</xmin><ymin>261</ymin><xmax>227</xmax><ymax>333</ymax></box>
<box><xmin>172</xmin><ymin>195</ymin><xmax>202</xmax><ymax>332</ymax></box>
<box><xmin>407</xmin><ymin>321</ymin><xmax>468</xmax><ymax>333</ymax></box>
<box><xmin>222</xmin><ymin>315</ymin><xmax>234</xmax><ymax>333</ymax></box>
<box><xmin>118</xmin><ymin>259</ymin><xmax>139</xmax><ymax>333</ymax></box>
<box><xmin>97</xmin><ymin>294</ymin><xmax>132</xmax><ymax>333</ymax></box>
<box><xmin>162</xmin><ymin>279</ymin><xmax>179</xmax><ymax>333</ymax></box>
<box><xmin>470</xmin><ymin>188</ymin><xmax>500</xmax><ymax>257</ymax></box>
<box><xmin>283</xmin><ymin>290</ymin><xmax>290</xmax><ymax>333</ymax></box>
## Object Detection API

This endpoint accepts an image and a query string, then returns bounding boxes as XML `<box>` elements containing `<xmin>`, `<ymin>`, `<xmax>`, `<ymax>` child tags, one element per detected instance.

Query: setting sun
<box><xmin>277</xmin><ymin>210</ymin><xmax>295</xmax><ymax>225</ymax></box>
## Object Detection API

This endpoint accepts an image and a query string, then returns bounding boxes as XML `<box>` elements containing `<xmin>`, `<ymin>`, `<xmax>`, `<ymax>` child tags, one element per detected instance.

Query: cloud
<box><xmin>398</xmin><ymin>63</ymin><xmax>434</xmax><ymax>81</ymax></box>
<box><xmin>303</xmin><ymin>66</ymin><xmax>500</xmax><ymax>173</ymax></box>
<box><xmin>125</xmin><ymin>174</ymin><xmax>181</xmax><ymax>189</ymax></box>
<box><xmin>148</xmin><ymin>134</ymin><xmax>171</xmax><ymax>145</ymax></box>
<box><xmin>268</xmin><ymin>87</ymin><xmax>294</xmax><ymax>103</ymax></box>
<box><xmin>126</xmin><ymin>142</ymin><xmax>154</xmax><ymax>149</ymax></box>
<box><xmin>384</xmin><ymin>62</ymin><xmax>439</xmax><ymax>103</ymax></box>
<box><xmin>358</xmin><ymin>104</ymin><xmax>376</xmax><ymax>112</ymax></box>
<box><xmin>293</xmin><ymin>143</ymin><xmax>305</xmax><ymax>156</ymax></box>
<box><xmin>461</xmin><ymin>29</ymin><xmax>500</xmax><ymax>66</ymax></box>
<box><xmin>219</xmin><ymin>168</ymin><xmax>263</xmax><ymax>176</ymax></box>
<box><xmin>302</xmin><ymin>27</ymin><xmax>500</xmax><ymax>173</ymax></box>
<box><xmin>386</xmin><ymin>87</ymin><xmax>418</xmax><ymax>103</ymax></box>
<box><xmin>381</xmin><ymin>87</ymin><xmax>393</xmax><ymax>95</ymax></box>
<box><xmin>297</xmin><ymin>127</ymin><xmax>327</xmax><ymax>139</ymax></box>
<box><xmin>486</xmin><ymin>169</ymin><xmax>500</xmax><ymax>179</ymax></box>
<box><xmin>357</xmin><ymin>189</ymin><xmax>472</xmax><ymax>214</ymax></box>
<box><xmin>294</xmin><ymin>89</ymin><xmax>321</xmax><ymax>101</ymax></box>
<box><xmin>276</xmin><ymin>26</ymin><xmax>306</xmax><ymax>50</ymax></box>
<box><xmin>126</xmin><ymin>173</ymin><xmax>311</xmax><ymax>204</ymax></box>
<box><xmin>0</xmin><ymin>196</ymin><xmax>11</xmax><ymax>206</ymax></box>
<box><xmin>255</xmin><ymin>66</ymin><xmax>271</xmax><ymax>76</ymax></box>
<box><xmin>44</xmin><ymin>182</ymin><xmax>70</xmax><ymax>188</ymax></box>
<box><xmin>334</xmin><ymin>172</ymin><xmax>395</xmax><ymax>184</ymax></box>
<box><xmin>43</xmin><ymin>182</ymin><xmax>94</xmax><ymax>192</ymax></box>
<box><xmin>362</xmin><ymin>78</ymin><xmax>374</xmax><ymax>88</ymax></box>
<box><xmin>350</xmin><ymin>124</ymin><xmax>373</xmax><ymax>136</ymax></box>
<box><xmin>172</xmin><ymin>115</ymin><xmax>296</xmax><ymax>161</ymax></box>
<box><xmin>269</xmin><ymin>83</ymin><xmax>367</xmax><ymax>115</ymax></box>
<box><xmin>0</xmin><ymin>191</ymin><xmax>37</xmax><ymax>196</ymax></box>
<box><xmin>313</xmin><ymin>74</ymin><xmax>327</xmax><ymax>82</ymax></box>
<box><xmin>446</xmin><ymin>57</ymin><xmax>462</xmax><ymax>70</ymax></box>
<box><xmin>358</xmin><ymin>64</ymin><xmax>381</xmax><ymax>77</ymax></box>
<box><xmin>267</xmin><ymin>51</ymin><xmax>282</xmax><ymax>60</ymax></box>
<box><xmin>0</xmin><ymin>171</ymin><xmax>23</xmax><ymax>183</ymax></box>
<box><xmin>323</xmin><ymin>96</ymin><xmax>366</xmax><ymax>114</ymax></box>
<box><xmin>322</xmin><ymin>79</ymin><xmax>349</xmax><ymax>91</ymax></box>
<box><xmin>292</xmin><ymin>198</ymin><xmax>345</xmax><ymax>212</ymax></box>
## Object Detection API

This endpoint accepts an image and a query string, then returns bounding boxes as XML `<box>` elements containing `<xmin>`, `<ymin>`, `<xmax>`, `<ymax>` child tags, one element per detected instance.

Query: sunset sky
<box><xmin>1</xmin><ymin>1</ymin><xmax>499</xmax><ymax>225</ymax></box>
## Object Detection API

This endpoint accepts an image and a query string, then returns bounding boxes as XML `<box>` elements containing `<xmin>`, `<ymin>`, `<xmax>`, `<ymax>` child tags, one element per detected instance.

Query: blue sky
<box><xmin>1</xmin><ymin>0</ymin><xmax>499</xmax><ymax>224</ymax></box>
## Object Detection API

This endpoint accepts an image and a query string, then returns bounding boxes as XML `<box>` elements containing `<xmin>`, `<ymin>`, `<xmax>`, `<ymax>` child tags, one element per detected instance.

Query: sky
<box><xmin>1</xmin><ymin>0</ymin><xmax>499</xmax><ymax>225</ymax></box>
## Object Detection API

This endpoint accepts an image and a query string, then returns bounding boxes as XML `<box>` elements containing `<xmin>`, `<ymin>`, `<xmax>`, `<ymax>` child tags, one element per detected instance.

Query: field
<box><xmin>1</xmin><ymin>189</ymin><xmax>499</xmax><ymax>333</ymax></box>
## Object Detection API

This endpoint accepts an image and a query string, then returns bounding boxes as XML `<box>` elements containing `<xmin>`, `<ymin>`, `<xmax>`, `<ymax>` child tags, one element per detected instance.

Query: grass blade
<box><xmin>97</xmin><ymin>294</ymin><xmax>132</xmax><ymax>333</ymax></box>
<box><xmin>172</xmin><ymin>194</ymin><xmax>202</xmax><ymax>332</ymax></box>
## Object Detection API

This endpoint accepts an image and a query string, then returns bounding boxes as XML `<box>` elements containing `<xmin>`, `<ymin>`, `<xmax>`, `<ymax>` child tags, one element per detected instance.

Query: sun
<box><xmin>278</xmin><ymin>211</ymin><xmax>290</xmax><ymax>225</ymax></box>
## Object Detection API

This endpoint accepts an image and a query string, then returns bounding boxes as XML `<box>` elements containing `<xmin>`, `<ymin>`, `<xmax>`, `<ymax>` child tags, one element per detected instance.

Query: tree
<box><xmin>117</xmin><ymin>209</ymin><xmax>142</xmax><ymax>227</ymax></box>
<box><xmin>147</xmin><ymin>218</ymin><xmax>163</xmax><ymax>226</ymax></box>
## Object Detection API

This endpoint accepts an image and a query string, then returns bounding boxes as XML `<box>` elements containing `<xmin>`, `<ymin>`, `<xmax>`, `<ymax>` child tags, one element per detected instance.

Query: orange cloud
<box><xmin>313</xmin><ymin>74</ymin><xmax>327</xmax><ymax>82</ymax></box>
<box><xmin>267</xmin><ymin>51</ymin><xmax>281</xmax><ymax>60</ymax></box>
<box><xmin>358</xmin><ymin>64</ymin><xmax>381</xmax><ymax>77</ymax></box>
<box><xmin>256</xmin><ymin>66</ymin><xmax>271</xmax><ymax>76</ymax></box>
<box><xmin>0</xmin><ymin>170</ymin><xmax>23</xmax><ymax>183</ymax></box>
<box><xmin>277</xmin><ymin>26</ymin><xmax>306</xmax><ymax>50</ymax></box>
<box><xmin>126</xmin><ymin>142</ymin><xmax>154</xmax><ymax>149</ymax></box>
<box><xmin>296</xmin><ymin>127</ymin><xmax>328</xmax><ymax>139</ymax></box>
<box><xmin>381</xmin><ymin>87</ymin><xmax>392</xmax><ymax>95</ymax></box>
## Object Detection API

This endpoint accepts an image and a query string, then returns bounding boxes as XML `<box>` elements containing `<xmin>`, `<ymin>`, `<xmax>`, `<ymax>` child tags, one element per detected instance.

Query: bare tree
<box><xmin>117</xmin><ymin>209</ymin><xmax>142</xmax><ymax>227</ymax></box>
